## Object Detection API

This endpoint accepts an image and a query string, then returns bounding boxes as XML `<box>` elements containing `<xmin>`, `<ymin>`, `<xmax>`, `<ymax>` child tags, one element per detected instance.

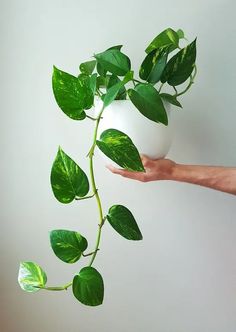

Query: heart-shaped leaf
<box><xmin>160</xmin><ymin>93</ymin><xmax>182</xmax><ymax>108</ymax></box>
<box><xmin>145</xmin><ymin>28</ymin><xmax>179</xmax><ymax>54</ymax></box>
<box><xmin>128</xmin><ymin>83</ymin><xmax>168</xmax><ymax>125</ymax></box>
<box><xmin>107</xmin><ymin>205</ymin><xmax>142</xmax><ymax>240</ymax></box>
<box><xmin>94</xmin><ymin>49</ymin><xmax>131</xmax><ymax>76</ymax></box>
<box><xmin>161</xmin><ymin>38</ymin><xmax>197</xmax><ymax>86</ymax></box>
<box><xmin>52</xmin><ymin>66</ymin><xmax>93</xmax><ymax>120</ymax></box>
<box><xmin>96</xmin><ymin>129</ymin><xmax>144</xmax><ymax>171</ymax></box>
<box><xmin>139</xmin><ymin>47</ymin><xmax>169</xmax><ymax>84</ymax></box>
<box><xmin>73</xmin><ymin>267</ymin><xmax>104</xmax><ymax>306</ymax></box>
<box><xmin>50</xmin><ymin>147</ymin><xmax>89</xmax><ymax>204</ymax></box>
<box><xmin>79</xmin><ymin>60</ymin><xmax>96</xmax><ymax>75</ymax></box>
<box><xmin>18</xmin><ymin>262</ymin><xmax>47</xmax><ymax>292</ymax></box>
<box><xmin>50</xmin><ymin>229</ymin><xmax>88</xmax><ymax>263</ymax></box>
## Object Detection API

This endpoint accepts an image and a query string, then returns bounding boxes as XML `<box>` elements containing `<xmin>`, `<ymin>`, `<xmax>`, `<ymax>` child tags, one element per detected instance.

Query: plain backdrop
<box><xmin>1</xmin><ymin>0</ymin><xmax>236</xmax><ymax>331</ymax></box>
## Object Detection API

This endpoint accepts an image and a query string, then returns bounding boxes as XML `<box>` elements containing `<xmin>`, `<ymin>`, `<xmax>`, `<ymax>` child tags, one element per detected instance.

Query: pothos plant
<box><xmin>18</xmin><ymin>28</ymin><xmax>197</xmax><ymax>306</ymax></box>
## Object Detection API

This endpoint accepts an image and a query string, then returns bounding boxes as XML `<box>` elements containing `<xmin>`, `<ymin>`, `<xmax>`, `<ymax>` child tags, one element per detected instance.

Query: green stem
<box><xmin>39</xmin><ymin>281</ymin><xmax>73</xmax><ymax>291</ymax></box>
<box><xmin>87</xmin><ymin>104</ymin><xmax>106</xmax><ymax>267</ymax></box>
<box><xmin>75</xmin><ymin>191</ymin><xmax>97</xmax><ymax>201</ymax></box>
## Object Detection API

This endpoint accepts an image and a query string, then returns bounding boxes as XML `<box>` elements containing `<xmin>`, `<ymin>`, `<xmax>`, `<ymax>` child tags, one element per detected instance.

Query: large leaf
<box><xmin>139</xmin><ymin>47</ymin><xmax>169</xmax><ymax>84</ymax></box>
<box><xmin>50</xmin><ymin>147</ymin><xmax>89</xmax><ymax>204</ymax></box>
<box><xmin>79</xmin><ymin>60</ymin><xmax>96</xmax><ymax>75</ymax></box>
<box><xmin>145</xmin><ymin>28</ymin><xmax>179</xmax><ymax>54</ymax></box>
<box><xmin>128</xmin><ymin>83</ymin><xmax>168</xmax><ymax>125</ymax></box>
<box><xmin>107</xmin><ymin>205</ymin><xmax>142</xmax><ymax>240</ymax></box>
<box><xmin>52</xmin><ymin>66</ymin><xmax>93</xmax><ymax>120</ymax></box>
<box><xmin>160</xmin><ymin>93</ymin><xmax>182</xmax><ymax>108</ymax></box>
<box><xmin>18</xmin><ymin>262</ymin><xmax>47</xmax><ymax>292</ymax></box>
<box><xmin>73</xmin><ymin>267</ymin><xmax>104</xmax><ymax>306</ymax></box>
<box><xmin>161</xmin><ymin>38</ymin><xmax>197</xmax><ymax>86</ymax></box>
<box><xmin>96</xmin><ymin>129</ymin><xmax>144</xmax><ymax>172</ymax></box>
<box><xmin>94</xmin><ymin>49</ymin><xmax>131</xmax><ymax>76</ymax></box>
<box><xmin>50</xmin><ymin>229</ymin><xmax>88</xmax><ymax>263</ymax></box>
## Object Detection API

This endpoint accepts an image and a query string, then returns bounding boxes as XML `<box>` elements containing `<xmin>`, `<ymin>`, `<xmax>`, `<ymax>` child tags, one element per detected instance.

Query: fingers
<box><xmin>106</xmin><ymin>164</ymin><xmax>147</xmax><ymax>182</ymax></box>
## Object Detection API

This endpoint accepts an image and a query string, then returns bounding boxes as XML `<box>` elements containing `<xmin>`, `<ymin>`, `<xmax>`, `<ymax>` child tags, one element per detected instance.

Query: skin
<box><xmin>106</xmin><ymin>155</ymin><xmax>236</xmax><ymax>196</ymax></box>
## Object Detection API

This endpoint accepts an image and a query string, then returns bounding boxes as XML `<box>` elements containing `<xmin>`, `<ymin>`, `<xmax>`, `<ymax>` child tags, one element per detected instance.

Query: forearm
<box><xmin>171</xmin><ymin>164</ymin><xmax>236</xmax><ymax>195</ymax></box>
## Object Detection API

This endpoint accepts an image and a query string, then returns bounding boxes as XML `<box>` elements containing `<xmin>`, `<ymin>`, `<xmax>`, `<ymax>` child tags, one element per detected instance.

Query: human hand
<box><xmin>106</xmin><ymin>155</ymin><xmax>176</xmax><ymax>182</ymax></box>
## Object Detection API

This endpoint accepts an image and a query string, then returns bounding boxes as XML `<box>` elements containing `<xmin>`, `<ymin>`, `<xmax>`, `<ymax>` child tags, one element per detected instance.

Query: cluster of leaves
<box><xmin>18</xmin><ymin>28</ymin><xmax>197</xmax><ymax>306</ymax></box>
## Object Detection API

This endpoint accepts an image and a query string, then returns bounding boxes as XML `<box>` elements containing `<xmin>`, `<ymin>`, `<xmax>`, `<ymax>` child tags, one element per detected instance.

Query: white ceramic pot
<box><xmin>94</xmin><ymin>98</ymin><xmax>174</xmax><ymax>164</ymax></box>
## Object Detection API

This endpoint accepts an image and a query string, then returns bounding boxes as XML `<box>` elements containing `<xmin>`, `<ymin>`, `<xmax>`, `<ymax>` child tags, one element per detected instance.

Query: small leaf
<box><xmin>96</xmin><ymin>129</ymin><xmax>144</xmax><ymax>171</ymax></box>
<box><xmin>94</xmin><ymin>49</ymin><xmax>131</xmax><ymax>76</ymax></box>
<box><xmin>18</xmin><ymin>262</ymin><xmax>47</xmax><ymax>292</ymax></box>
<box><xmin>50</xmin><ymin>147</ymin><xmax>89</xmax><ymax>204</ymax></box>
<box><xmin>52</xmin><ymin>66</ymin><xmax>93</xmax><ymax>120</ymax></box>
<box><xmin>107</xmin><ymin>205</ymin><xmax>142</xmax><ymax>240</ymax></box>
<box><xmin>50</xmin><ymin>229</ymin><xmax>88</xmax><ymax>263</ymax></box>
<box><xmin>145</xmin><ymin>28</ymin><xmax>179</xmax><ymax>54</ymax></box>
<box><xmin>139</xmin><ymin>47</ymin><xmax>169</xmax><ymax>84</ymax></box>
<box><xmin>160</xmin><ymin>93</ymin><xmax>182</xmax><ymax>108</ymax></box>
<box><xmin>73</xmin><ymin>267</ymin><xmax>104</xmax><ymax>306</ymax></box>
<box><xmin>161</xmin><ymin>38</ymin><xmax>197</xmax><ymax>86</ymax></box>
<box><xmin>128</xmin><ymin>83</ymin><xmax>168</xmax><ymax>125</ymax></box>
<box><xmin>79</xmin><ymin>60</ymin><xmax>96</xmax><ymax>75</ymax></box>
<box><xmin>90</xmin><ymin>73</ymin><xmax>97</xmax><ymax>95</ymax></box>
<box><xmin>177</xmin><ymin>29</ymin><xmax>185</xmax><ymax>39</ymax></box>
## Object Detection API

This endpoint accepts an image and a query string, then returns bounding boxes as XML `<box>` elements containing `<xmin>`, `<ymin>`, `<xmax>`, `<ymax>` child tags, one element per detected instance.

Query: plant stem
<box><xmin>39</xmin><ymin>281</ymin><xmax>73</xmax><ymax>291</ymax></box>
<box><xmin>75</xmin><ymin>191</ymin><xmax>97</xmax><ymax>200</ymax></box>
<box><xmin>87</xmin><ymin>104</ymin><xmax>106</xmax><ymax>267</ymax></box>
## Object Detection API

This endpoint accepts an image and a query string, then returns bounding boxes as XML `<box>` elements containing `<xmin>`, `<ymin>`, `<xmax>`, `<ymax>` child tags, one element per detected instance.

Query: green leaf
<box><xmin>103</xmin><ymin>71</ymin><xmax>133</xmax><ymax>107</ymax></box>
<box><xmin>160</xmin><ymin>93</ymin><xmax>182</xmax><ymax>108</ymax></box>
<box><xmin>94</xmin><ymin>49</ymin><xmax>131</xmax><ymax>76</ymax></box>
<box><xmin>97</xmin><ymin>62</ymin><xmax>107</xmax><ymax>77</ymax></box>
<box><xmin>50</xmin><ymin>229</ymin><xmax>88</xmax><ymax>263</ymax></box>
<box><xmin>177</xmin><ymin>29</ymin><xmax>185</xmax><ymax>39</ymax></box>
<box><xmin>50</xmin><ymin>147</ymin><xmax>89</xmax><ymax>204</ymax></box>
<box><xmin>90</xmin><ymin>73</ymin><xmax>97</xmax><ymax>95</ymax></box>
<box><xmin>128</xmin><ymin>83</ymin><xmax>168</xmax><ymax>125</ymax></box>
<box><xmin>107</xmin><ymin>205</ymin><xmax>142</xmax><ymax>240</ymax></box>
<box><xmin>107</xmin><ymin>75</ymin><xmax>126</xmax><ymax>100</ymax></box>
<box><xmin>73</xmin><ymin>267</ymin><xmax>104</xmax><ymax>306</ymax></box>
<box><xmin>145</xmin><ymin>28</ymin><xmax>179</xmax><ymax>54</ymax></box>
<box><xmin>106</xmin><ymin>45</ymin><xmax>123</xmax><ymax>51</ymax></box>
<box><xmin>18</xmin><ymin>262</ymin><xmax>47</xmax><ymax>292</ymax></box>
<box><xmin>52</xmin><ymin>66</ymin><xmax>93</xmax><ymax>120</ymax></box>
<box><xmin>79</xmin><ymin>60</ymin><xmax>96</xmax><ymax>75</ymax></box>
<box><xmin>139</xmin><ymin>47</ymin><xmax>169</xmax><ymax>84</ymax></box>
<box><xmin>161</xmin><ymin>38</ymin><xmax>197</xmax><ymax>86</ymax></box>
<box><xmin>96</xmin><ymin>129</ymin><xmax>144</xmax><ymax>171</ymax></box>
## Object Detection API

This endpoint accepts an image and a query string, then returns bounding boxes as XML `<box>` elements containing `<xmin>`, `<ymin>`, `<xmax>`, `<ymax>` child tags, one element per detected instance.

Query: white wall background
<box><xmin>1</xmin><ymin>0</ymin><xmax>236</xmax><ymax>331</ymax></box>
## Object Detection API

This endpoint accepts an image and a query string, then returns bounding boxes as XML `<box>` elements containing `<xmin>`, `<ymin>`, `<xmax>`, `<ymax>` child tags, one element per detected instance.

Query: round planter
<box><xmin>94</xmin><ymin>98</ymin><xmax>174</xmax><ymax>165</ymax></box>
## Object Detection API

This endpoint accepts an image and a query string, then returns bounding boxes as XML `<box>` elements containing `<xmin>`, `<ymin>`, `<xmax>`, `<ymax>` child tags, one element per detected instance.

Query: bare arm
<box><xmin>107</xmin><ymin>156</ymin><xmax>236</xmax><ymax>196</ymax></box>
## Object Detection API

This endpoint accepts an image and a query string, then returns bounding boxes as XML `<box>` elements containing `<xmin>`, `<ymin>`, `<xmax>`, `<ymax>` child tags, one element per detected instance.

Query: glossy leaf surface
<box><xmin>50</xmin><ymin>147</ymin><xmax>89</xmax><ymax>204</ymax></box>
<box><xmin>160</xmin><ymin>93</ymin><xmax>182</xmax><ymax>108</ymax></box>
<box><xmin>18</xmin><ymin>262</ymin><xmax>47</xmax><ymax>292</ymax></box>
<box><xmin>52</xmin><ymin>66</ymin><xmax>93</xmax><ymax>120</ymax></box>
<box><xmin>107</xmin><ymin>205</ymin><xmax>142</xmax><ymax>240</ymax></box>
<box><xmin>50</xmin><ymin>229</ymin><xmax>88</xmax><ymax>263</ymax></box>
<box><xmin>79</xmin><ymin>60</ymin><xmax>96</xmax><ymax>75</ymax></box>
<box><xmin>145</xmin><ymin>28</ymin><xmax>179</xmax><ymax>54</ymax></box>
<box><xmin>73</xmin><ymin>267</ymin><xmax>104</xmax><ymax>306</ymax></box>
<box><xmin>94</xmin><ymin>49</ymin><xmax>131</xmax><ymax>76</ymax></box>
<box><xmin>96</xmin><ymin>129</ymin><xmax>144</xmax><ymax>171</ymax></box>
<box><xmin>128</xmin><ymin>83</ymin><xmax>168</xmax><ymax>125</ymax></box>
<box><xmin>161</xmin><ymin>39</ymin><xmax>197</xmax><ymax>86</ymax></box>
